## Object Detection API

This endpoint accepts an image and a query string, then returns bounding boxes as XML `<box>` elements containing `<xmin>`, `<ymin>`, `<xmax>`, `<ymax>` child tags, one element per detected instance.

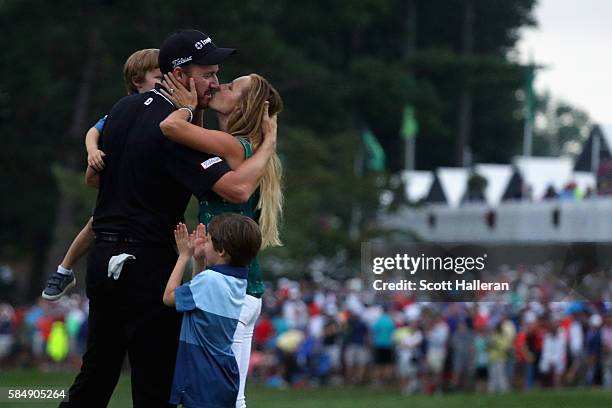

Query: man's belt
<box><xmin>94</xmin><ymin>232</ymin><xmax>144</xmax><ymax>244</ymax></box>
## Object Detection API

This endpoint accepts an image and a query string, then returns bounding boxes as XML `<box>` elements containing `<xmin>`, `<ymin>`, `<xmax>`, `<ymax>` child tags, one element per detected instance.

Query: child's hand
<box><xmin>174</xmin><ymin>223</ymin><xmax>194</xmax><ymax>258</ymax></box>
<box><xmin>193</xmin><ymin>223</ymin><xmax>207</xmax><ymax>261</ymax></box>
<box><xmin>87</xmin><ymin>149</ymin><xmax>106</xmax><ymax>172</ymax></box>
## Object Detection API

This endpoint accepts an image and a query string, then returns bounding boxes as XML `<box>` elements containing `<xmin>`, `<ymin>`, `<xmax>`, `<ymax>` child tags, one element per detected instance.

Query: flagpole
<box><xmin>404</xmin><ymin>135</ymin><xmax>415</xmax><ymax>171</ymax></box>
<box><xmin>523</xmin><ymin>56</ymin><xmax>536</xmax><ymax>157</ymax></box>
<box><xmin>402</xmin><ymin>0</ymin><xmax>417</xmax><ymax>177</ymax></box>
<box><xmin>349</xmin><ymin>137</ymin><xmax>364</xmax><ymax>240</ymax></box>
<box><xmin>523</xmin><ymin>116</ymin><xmax>533</xmax><ymax>156</ymax></box>
<box><xmin>401</xmin><ymin>106</ymin><xmax>418</xmax><ymax>171</ymax></box>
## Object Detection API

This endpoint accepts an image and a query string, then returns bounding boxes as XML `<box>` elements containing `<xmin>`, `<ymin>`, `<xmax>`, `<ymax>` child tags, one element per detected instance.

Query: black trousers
<box><xmin>59</xmin><ymin>241</ymin><xmax>182</xmax><ymax>408</ymax></box>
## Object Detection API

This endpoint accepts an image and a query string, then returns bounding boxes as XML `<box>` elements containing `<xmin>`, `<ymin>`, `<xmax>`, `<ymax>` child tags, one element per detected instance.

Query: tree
<box><xmin>532</xmin><ymin>92</ymin><xmax>591</xmax><ymax>158</ymax></box>
<box><xmin>0</xmin><ymin>0</ymin><xmax>541</xmax><ymax>300</ymax></box>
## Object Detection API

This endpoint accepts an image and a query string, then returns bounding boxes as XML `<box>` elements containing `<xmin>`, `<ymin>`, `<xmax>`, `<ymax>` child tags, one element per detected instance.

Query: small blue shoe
<box><xmin>42</xmin><ymin>272</ymin><xmax>76</xmax><ymax>301</ymax></box>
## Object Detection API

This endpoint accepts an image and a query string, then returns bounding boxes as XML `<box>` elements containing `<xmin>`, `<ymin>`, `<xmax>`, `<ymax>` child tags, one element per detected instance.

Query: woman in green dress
<box><xmin>160</xmin><ymin>72</ymin><xmax>283</xmax><ymax>408</ymax></box>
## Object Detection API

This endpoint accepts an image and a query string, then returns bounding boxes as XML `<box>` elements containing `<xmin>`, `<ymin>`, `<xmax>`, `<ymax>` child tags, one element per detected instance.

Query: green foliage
<box><xmin>3</xmin><ymin>0</ymin><xmax>577</xmax><ymax>290</ymax></box>
<box><xmin>533</xmin><ymin>92</ymin><xmax>592</xmax><ymax>157</ymax></box>
<box><xmin>50</xmin><ymin>164</ymin><xmax>98</xmax><ymax>242</ymax></box>
<box><xmin>262</xmin><ymin>127</ymin><xmax>379</xmax><ymax>277</ymax></box>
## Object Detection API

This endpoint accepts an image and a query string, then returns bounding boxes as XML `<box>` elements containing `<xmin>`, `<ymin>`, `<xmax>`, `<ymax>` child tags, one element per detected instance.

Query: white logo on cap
<box><xmin>172</xmin><ymin>56</ymin><xmax>193</xmax><ymax>68</ymax></box>
<box><xmin>201</xmin><ymin>157</ymin><xmax>222</xmax><ymax>169</ymax></box>
<box><xmin>194</xmin><ymin>37</ymin><xmax>212</xmax><ymax>50</ymax></box>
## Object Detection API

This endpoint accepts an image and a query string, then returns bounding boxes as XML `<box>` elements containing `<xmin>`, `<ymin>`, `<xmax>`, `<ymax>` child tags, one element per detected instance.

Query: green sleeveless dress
<box><xmin>198</xmin><ymin>138</ymin><xmax>265</xmax><ymax>298</ymax></box>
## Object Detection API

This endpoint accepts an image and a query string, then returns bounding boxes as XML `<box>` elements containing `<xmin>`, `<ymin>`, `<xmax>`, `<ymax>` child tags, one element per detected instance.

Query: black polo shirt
<box><xmin>92</xmin><ymin>87</ymin><xmax>230</xmax><ymax>243</ymax></box>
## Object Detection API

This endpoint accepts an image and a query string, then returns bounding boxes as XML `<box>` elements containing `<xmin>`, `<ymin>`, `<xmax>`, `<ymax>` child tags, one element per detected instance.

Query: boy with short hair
<box><xmin>163</xmin><ymin>213</ymin><xmax>262</xmax><ymax>408</ymax></box>
<box><xmin>42</xmin><ymin>49</ymin><xmax>162</xmax><ymax>301</ymax></box>
<box><xmin>87</xmin><ymin>48</ymin><xmax>162</xmax><ymax>172</ymax></box>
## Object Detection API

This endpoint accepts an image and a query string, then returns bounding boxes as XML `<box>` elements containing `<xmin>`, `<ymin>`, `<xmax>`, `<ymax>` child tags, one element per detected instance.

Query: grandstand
<box><xmin>386</xmin><ymin>124</ymin><xmax>612</xmax><ymax>243</ymax></box>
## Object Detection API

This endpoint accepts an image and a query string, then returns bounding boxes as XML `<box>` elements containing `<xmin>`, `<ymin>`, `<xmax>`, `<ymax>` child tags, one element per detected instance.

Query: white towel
<box><xmin>107</xmin><ymin>253</ymin><xmax>136</xmax><ymax>280</ymax></box>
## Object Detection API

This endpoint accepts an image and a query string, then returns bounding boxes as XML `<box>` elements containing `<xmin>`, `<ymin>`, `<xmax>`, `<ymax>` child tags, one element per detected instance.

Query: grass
<box><xmin>0</xmin><ymin>370</ymin><xmax>610</xmax><ymax>408</ymax></box>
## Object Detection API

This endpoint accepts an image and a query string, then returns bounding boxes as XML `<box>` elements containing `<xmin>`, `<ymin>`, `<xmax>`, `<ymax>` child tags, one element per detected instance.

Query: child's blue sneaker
<box><xmin>42</xmin><ymin>271</ymin><xmax>76</xmax><ymax>300</ymax></box>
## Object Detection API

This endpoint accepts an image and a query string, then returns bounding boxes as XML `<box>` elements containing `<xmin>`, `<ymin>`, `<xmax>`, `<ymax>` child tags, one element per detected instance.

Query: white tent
<box><xmin>600</xmin><ymin>124</ymin><xmax>612</xmax><ymax>150</ymax></box>
<box><xmin>401</xmin><ymin>170</ymin><xmax>434</xmax><ymax>202</ymax></box>
<box><xmin>436</xmin><ymin>167</ymin><xmax>469</xmax><ymax>209</ymax></box>
<box><xmin>513</xmin><ymin>156</ymin><xmax>573</xmax><ymax>200</ymax></box>
<box><xmin>574</xmin><ymin>124</ymin><xmax>612</xmax><ymax>173</ymax></box>
<box><xmin>473</xmin><ymin>164</ymin><xmax>513</xmax><ymax>207</ymax></box>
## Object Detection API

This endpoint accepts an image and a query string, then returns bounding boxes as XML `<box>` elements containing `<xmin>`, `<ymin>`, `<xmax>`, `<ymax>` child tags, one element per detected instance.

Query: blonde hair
<box><xmin>122</xmin><ymin>48</ymin><xmax>159</xmax><ymax>94</ymax></box>
<box><xmin>226</xmin><ymin>74</ymin><xmax>284</xmax><ymax>249</ymax></box>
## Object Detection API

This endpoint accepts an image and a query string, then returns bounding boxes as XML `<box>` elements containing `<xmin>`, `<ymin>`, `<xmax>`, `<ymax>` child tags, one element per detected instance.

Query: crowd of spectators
<box><xmin>542</xmin><ymin>182</ymin><xmax>594</xmax><ymax>202</ymax></box>
<box><xmin>248</xmin><ymin>274</ymin><xmax>612</xmax><ymax>394</ymax></box>
<box><xmin>1</xmin><ymin>264</ymin><xmax>611</xmax><ymax>395</ymax></box>
<box><xmin>0</xmin><ymin>296</ymin><xmax>87</xmax><ymax>371</ymax></box>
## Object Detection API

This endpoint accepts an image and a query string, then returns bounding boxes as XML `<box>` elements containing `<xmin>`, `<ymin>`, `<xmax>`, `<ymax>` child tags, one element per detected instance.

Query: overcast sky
<box><xmin>516</xmin><ymin>0</ymin><xmax>612</xmax><ymax>125</ymax></box>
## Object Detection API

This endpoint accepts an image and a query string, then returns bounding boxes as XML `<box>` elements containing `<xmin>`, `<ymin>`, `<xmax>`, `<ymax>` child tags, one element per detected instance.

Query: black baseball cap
<box><xmin>159</xmin><ymin>29</ymin><xmax>237</xmax><ymax>74</ymax></box>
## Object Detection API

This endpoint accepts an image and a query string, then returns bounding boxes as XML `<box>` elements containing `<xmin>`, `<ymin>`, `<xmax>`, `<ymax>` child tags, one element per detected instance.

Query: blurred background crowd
<box><xmin>2</xmin><ymin>262</ymin><xmax>611</xmax><ymax>395</ymax></box>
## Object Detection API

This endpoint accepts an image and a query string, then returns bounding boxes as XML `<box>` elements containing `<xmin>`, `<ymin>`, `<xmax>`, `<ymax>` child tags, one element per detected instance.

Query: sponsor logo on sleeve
<box><xmin>201</xmin><ymin>157</ymin><xmax>222</xmax><ymax>170</ymax></box>
<box><xmin>144</xmin><ymin>97</ymin><xmax>153</xmax><ymax>105</ymax></box>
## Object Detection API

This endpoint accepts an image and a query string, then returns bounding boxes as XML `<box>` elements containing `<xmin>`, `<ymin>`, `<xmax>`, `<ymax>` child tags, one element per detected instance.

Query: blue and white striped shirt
<box><xmin>170</xmin><ymin>264</ymin><xmax>248</xmax><ymax>408</ymax></box>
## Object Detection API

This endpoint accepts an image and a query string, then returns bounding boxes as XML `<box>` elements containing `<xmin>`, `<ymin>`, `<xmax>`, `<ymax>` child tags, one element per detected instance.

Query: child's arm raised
<box><xmin>85</xmin><ymin>127</ymin><xmax>106</xmax><ymax>172</ymax></box>
<box><xmin>163</xmin><ymin>223</ymin><xmax>193</xmax><ymax>307</ymax></box>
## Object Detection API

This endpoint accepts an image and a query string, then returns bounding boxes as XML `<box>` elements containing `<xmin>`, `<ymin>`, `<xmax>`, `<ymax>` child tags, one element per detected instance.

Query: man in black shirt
<box><xmin>61</xmin><ymin>30</ymin><xmax>277</xmax><ymax>408</ymax></box>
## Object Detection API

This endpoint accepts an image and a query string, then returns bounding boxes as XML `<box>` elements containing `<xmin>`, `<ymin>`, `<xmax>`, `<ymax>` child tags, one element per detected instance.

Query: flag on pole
<box><xmin>361</xmin><ymin>128</ymin><xmax>385</xmax><ymax>172</ymax></box>
<box><xmin>401</xmin><ymin>105</ymin><xmax>418</xmax><ymax>140</ymax></box>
